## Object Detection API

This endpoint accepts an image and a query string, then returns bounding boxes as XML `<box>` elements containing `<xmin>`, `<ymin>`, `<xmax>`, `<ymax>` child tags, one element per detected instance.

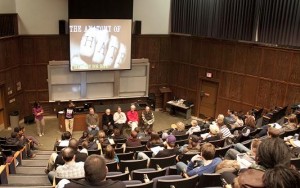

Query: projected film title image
<box><xmin>69</xmin><ymin>19</ymin><xmax>132</xmax><ymax>71</ymax></box>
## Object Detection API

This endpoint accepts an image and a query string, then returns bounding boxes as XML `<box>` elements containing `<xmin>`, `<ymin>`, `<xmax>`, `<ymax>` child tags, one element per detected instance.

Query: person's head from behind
<box><xmin>62</xmin><ymin>147</ymin><xmax>75</xmax><ymax>162</ymax></box>
<box><xmin>14</xmin><ymin>127</ymin><xmax>20</xmax><ymax>134</ymax></box>
<box><xmin>68</xmin><ymin>138</ymin><xmax>79</xmax><ymax>151</ymax></box>
<box><xmin>130</xmin><ymin>130</ymin><xmax>138</xmax><ymax>139</ymax></box>
<box><xmin>82</xmin><ymin>141</ymin><xmax>88</xmax><ymax>149</ymax></box>
<box><xmin>189</xmin><ymin>135</ymin><xmax>199</xmax><ymax>147</ymax></box>
<box><xmin>250</xmin><ymin>138</ymin><xmax>261</xmax><ymax>156</ymax></box>
<box><xmin>209</xmin><ymin>124</ymin><xmax>220</xmax><ymax>136</ymax></box>
<box><xmin>62</xmin><ymin>131</ymin><xmax>72</xmax><ymax>140</ymax></box>
<box><xmin>81</xmin><ymin>131</ymin><xmax>88</xmax><ymax>138</ymax></box>
<box><xmin>88</xmin><ymin>134</ymin><xmax>95</xmax><ymax>143</ymax></box>
<box><xmin>134</xmin><ymin>127</ymin><xmax>140</xmax><ymax>133</ymax></box>
<box><xmin>150</xmin><ymin>132</ymin><xmax>160</xmax><ymax>142</ymax></box>
<box><xmin>166</xmin><ymin>135</ymin><xmax>176</xmax><ymax>148</ymax></box>
<box><xmin>113</xmin><ymin>128</ymin><xmax>121</xmax><ymax>137</ymax></box>
<box><xmin>176</xmin><ymin>121</ymin><xmax>185</xmax><ymax>131</ymax></box>
<box><xmin>191</xmin><ymin>120</ymin><xmax>198</xmax><ymax>127</ymax></box>
<box><xmin>89</xmin><ymin>107</ymin><xmax>95</xmax><ymax>115</ymax></box>
<box><xmin>11</xmin><ymin>132</ymin><xmax>18</xmax><ymax>138</ymax></box>
<box><xmin>200</xmin><ymin>143</ymin><xmax>216</xmax><ymax>160</ymax></box>
<box><xmin>84</xmin><ymin>155</ymin><xmax>107</xmax><ymax>184</ymax></box>
<box><xmin>105</xmin><ymin>109</ymin><xmax>111</xmax><ymax>115</ymax></box>
<box><xmin>105</xmin><ymin>145</ymin><xmax>115</xmax><ymax>160</ymax></box>
<box><xmin>257</xmin><ymin>138</ymin><xmax>300</xmax><ymax>187</ymax></box>
<box><xmin>288</xmin><ymin>114</ymin><xmax>298</xmax><ymax>124</ymax></box>
<box><xmin>267</xmin><ymin>127</ymin><xmax>281</xmax><ymax>138</ymax></box>
<box><xmin>245</xmin><ymin>116</ymin><xmax>256</xmax><ymax>128</ymax></box>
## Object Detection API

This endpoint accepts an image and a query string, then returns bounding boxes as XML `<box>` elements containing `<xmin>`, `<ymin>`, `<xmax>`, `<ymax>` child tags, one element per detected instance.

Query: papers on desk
<box><xmin>292</xmin><ymin>140</ymin><xmax>300</xmax><ymax>147</ymax></box>
<box><xmin>237</xmin><ymin>154</ymin><xmax>255</xmax><ymax>169</ymax></box>
<box><xmin>150</xmin><ymin>146</ymin><xmax>164</xmax><ymax>155</ymax></box>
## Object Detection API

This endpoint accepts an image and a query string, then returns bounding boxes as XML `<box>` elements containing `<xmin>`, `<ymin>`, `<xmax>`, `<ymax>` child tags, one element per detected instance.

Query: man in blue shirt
<box><xmin>176</xmin><ymin>143</ymin><xmax>222</xmax><ymax>177</ymax></box>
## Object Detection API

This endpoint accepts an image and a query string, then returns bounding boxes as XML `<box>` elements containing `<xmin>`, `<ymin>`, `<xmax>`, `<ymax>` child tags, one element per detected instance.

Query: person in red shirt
<box><xmin>127</xmin><ymin>104</ymin><xmax>139</xmax><ymax>131</ymax></box>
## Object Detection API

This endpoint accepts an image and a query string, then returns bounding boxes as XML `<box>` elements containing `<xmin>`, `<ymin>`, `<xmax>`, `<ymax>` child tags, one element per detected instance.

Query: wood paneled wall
<box><xmin>169</xmin><ymin>35</ymin><xmax>300</xmax><ymax>117</ymax></box>
<box><xmin>1</xmin><ymin>33</ymin><xmax>300</xmax><ymax>126</ymax></box>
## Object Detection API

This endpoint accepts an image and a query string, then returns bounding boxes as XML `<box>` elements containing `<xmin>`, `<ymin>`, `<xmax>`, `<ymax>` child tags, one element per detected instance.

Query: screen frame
<box><xmin>68</xmin><ymin>18</ymin><xmax>132</xmax><ymax>72</ymax></box>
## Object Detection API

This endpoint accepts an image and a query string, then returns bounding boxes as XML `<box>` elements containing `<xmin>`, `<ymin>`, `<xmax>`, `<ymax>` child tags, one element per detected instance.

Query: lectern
<box><xmin>159</xmin><ymin>87</ymin><xmax>172</xmax><ymax>111</ymax></box>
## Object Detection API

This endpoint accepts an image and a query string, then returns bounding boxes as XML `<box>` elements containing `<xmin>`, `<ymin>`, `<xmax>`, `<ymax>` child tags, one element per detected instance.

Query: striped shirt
<box><xmin>220</xmin><ymin>125</ymin><xmax>233</xmax><ymax>138</ymax></box>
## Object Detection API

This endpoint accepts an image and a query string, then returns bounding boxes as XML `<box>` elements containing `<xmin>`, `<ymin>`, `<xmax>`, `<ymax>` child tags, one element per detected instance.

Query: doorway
<box><xmin>198</xmin><ymin>80</ymin><xmax>219</xmax><ymax>119</ymax></box>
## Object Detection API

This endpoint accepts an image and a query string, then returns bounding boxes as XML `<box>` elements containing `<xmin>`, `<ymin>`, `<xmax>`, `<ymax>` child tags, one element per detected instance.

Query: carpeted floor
<box><xmin>0</xmin><ymin>111</ymin><xmax>194</xmax><ymax>150</ymax></box>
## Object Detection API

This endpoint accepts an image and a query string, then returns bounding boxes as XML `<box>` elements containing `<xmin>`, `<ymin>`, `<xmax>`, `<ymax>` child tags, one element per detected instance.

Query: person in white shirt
<box><xmin>113</xmin><ymin>106</ymin><xmax>127</xmax><ymax>134</ymax></box>
<box><xmin>186</xmin><ymin>120</ymin><xmax>201</xmax><ymax>135</ymax></box>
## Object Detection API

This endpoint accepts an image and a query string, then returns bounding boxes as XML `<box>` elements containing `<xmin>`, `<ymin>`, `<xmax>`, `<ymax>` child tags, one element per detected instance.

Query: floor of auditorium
<box><xmin>0</xmin><ymin>111</ymin><xmax>194</xmax><ymax>150</ymax></box>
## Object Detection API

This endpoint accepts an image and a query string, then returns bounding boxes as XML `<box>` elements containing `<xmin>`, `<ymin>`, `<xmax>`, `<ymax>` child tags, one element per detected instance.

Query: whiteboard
<box><xmin>48</xmin><ymin>59</ymin><xmax>149</xmax><ymax>101</ymax></box>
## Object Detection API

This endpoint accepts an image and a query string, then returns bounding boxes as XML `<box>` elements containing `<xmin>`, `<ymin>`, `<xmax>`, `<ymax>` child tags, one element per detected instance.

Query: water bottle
<box><xmin>294</xmin><ymin>134</ymin><xmax>299</xmax><ymax>140</ymax></box>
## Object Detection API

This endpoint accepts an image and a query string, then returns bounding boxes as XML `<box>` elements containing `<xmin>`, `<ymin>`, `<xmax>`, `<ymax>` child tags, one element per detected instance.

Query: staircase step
<box><xmin>21</xmin><ymin>160</ymin><xmax>48</xmax><ymax>167</ymax></box>
<box><xmin>7</xmin><ymin>175</ymin><xmax>51</xmax><ymax>186</ymax></box>
<box><xmin>16</xmin><ymin>166</ymin><xmax>46</xmax><ymax>175</ymax></box>
<box><xmin>32</xmin><ymin>155</ymin><xmax>50</xmax><ymax>160</ymax></box>
<box><xmin>35</xmin><ymin>150</ymin><xmax>54</xmax><ymax>155</ymax></box>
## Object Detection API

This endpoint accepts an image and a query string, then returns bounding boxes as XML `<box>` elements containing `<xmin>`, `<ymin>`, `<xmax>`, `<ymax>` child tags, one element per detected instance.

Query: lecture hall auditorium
<box><xmin>0</xmin><ymin>0</ymin><xmax>299</xmax><ymax>187</ymax></box>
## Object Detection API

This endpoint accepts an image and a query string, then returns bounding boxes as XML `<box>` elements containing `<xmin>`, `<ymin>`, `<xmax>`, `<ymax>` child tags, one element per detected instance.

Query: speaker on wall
<box><xmin>59</xmin><ymin>20</ymin><xmax>66</xmax><ymax>35</ymax></box>
<box><xmin>134</xmin><ymin>20</ymin><xmax>141</xmax><ymax>35</ymax></box>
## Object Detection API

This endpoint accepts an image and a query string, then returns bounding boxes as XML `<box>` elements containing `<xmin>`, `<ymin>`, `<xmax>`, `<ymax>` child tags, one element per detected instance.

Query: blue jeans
<box><xmin>176</xmin><ymin>162</ymin><xmax>187</xmax><ymax>174</ymax></box>
<box><xmin>234</xmin><ymin>143</ymin><xmax>250</xmax><ymax>153</ymax></box>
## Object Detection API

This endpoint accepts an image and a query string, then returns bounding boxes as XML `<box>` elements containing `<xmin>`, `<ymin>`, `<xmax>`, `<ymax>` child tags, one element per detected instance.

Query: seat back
<box><xmin>197</xmin><ymin>173</ymin><xmax>222</xmax><ymax>187</ymax></box>
<box><xmin>175</xmin><ymin>134</ymin><xmax>189</xmax><ymax>141</ymax></box>
<box><xmin>132</xmin><ymin>168</ymin><xmax>167</xmax><ymax>182</ymax></box>
<box><xmin>136</xmin><ymin>151</ymin><xmax>153</xmax><ymax>159</ymax></box>
<box><xmin>126</xmin><ymin>181</ymin><xmax>154</xmax><ymax>188</ymax></box>
<box><xmin>192</xmin><ymin>129</ymin><xmax>208</xmax><ymax>136</ymax></box>
<box><xmin>240</xmin><ymin>139</ymin><xmax>252</xmax><ymax>149</ymax></box>
<box><xmin>117</xmin><ymin>152</ymin><xmax>134</xmax><ymax>161</ymax></box>
<box><xmin>115</xmin><ymin>147</ymin><xmax>124</xmax><ymax>153</ymax></box>
<box><xmin>106</xmin><ymin>161</ymin><xmax>118</xmax><ymax>172</ymax></box>
<box><xmin>119</xmin><ymin>159</ymin><xmax>148</xmax><ymax>173</ymax></box>
<box><xmin>175</xmin><ymin>139</ymin><xmax>188</xmax><ymax>147</ymax></box>
<box><xmin>215</xmin><ymin>145</ymin><xmax>232</xmax><ymax>158</ymax></box>
<box><xmin>125</xmin><ymin>145</ymin><xmax>146</xmax><ymax>153</ymax></box>
<box><xmin>1</xmin><ymin>145</ymin><xmax>19</xmax><ymax>151</ymax></box>
<box><xmin>291</xmin><ymin>158</ymin><xmax>300</xmax><ymax>170</ymax></box>
<box><xmin>87</xmin><ymin>149</ymin><xmax>101</xmax><ymax>155</ymax></box>
<box><xmin>157</xmin><ymin>175</ymin><xmax>199</xmax><ymax>188</ymax></box>
<box><xmin>180</xmin><ymin>153</ymin><xmax>198</xmax><ymax>164</ymax></box>
<box><xmin>209</xmin><ymin>139</ymin><xmax>225</xmax><ymax>148</ymax></box>
<box><xmin>56</xmin><ymin>145</ymin><xmax>66</xmax><ymax>152</ymax></box>
<box><xmin>114</xmin><ymin>138</ymin><xmax>127</xmax><ymax>145</ymax></box>
<box><xmin>107</xmin><ymin>171</ymin><xmax>130</xmax><ymax>181</ymax></box>
<box><xmin>149</xmin><ymin>155</ymin><xmax>176</xmax><ymax>169</ymax></box>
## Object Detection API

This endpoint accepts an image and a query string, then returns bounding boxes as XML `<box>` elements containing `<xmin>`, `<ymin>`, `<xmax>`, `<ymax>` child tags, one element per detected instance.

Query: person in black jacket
<box><xmin>102</xmin><ymin>109</ymin><xmax>114</xmax><ymax>135</ymax></box>
<box><xmin>6</xmin><ymin>132</ymin><xmax>36</xmax><ymax>158</ymax></box>
<box><xmin>57</xmin><ymin>155</ymin><xmax>125</xmax><ymax>188</ymax></box>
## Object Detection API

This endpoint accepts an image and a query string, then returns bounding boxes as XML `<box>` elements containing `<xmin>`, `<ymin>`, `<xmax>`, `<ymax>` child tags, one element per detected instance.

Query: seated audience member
<box><xmin>57</xmin><ymin>155</ymin><xmax>125</xmax><ymax>188</ymax></box>
<box><xmin>112</xmin><ymin>128</ymin><xmax>126</xmax><ymax>140</ymax></box>
<box><xmin>102</xmin><ymin>109</ymin><xmax>114</xmax><ymax>135</ymax></box>
<box><xmin>230</xmin><ymin>112</ymin><xmax>244</xmax><ymax>129</ymax></box>
<box><xmin>45</xmin><ymin>138</ymin><xmax>87</xmax><ymax>174</ymax></box>
<box><xmin>48</xmin><ymin>147</ymin><xmax>85</xmax><ymax>183</ymax></box>
<box><xmin>240</xmin><ymin>115</ymin><xmax>256</xmax><ymax>137</ymax></box>
<box><xmin>54</xmin><ymin>131</ymin><xmax>72</xmax><ymax>149</ymax></box>
<box><xmin>225</xmin><ymin>109</ymin><xmax>236</xmax><ymax>125</ymax></box>
<box><xmin>113</xmin><ymin>106</ymin><xmax>127</xmax><ymax>134</ymax></box>
<box><xmin>86</xmin><ymin>107</ymin><xmax>99</xmax><ymax>135</ymax></box>
<box><xmin>6</xmin><ymin>132</ymin><xmax>36</xmax><ymax>158</ymax></box>
<box><xmin>87</xmin><ymin>134</ymin><xmax>98</xmax><ymax>150</ymax></box>
<box><xmin>203</xmin><ymin>124</ymin><xmax>221</xmax><ymax>142</ymax></box>
<box><xmin>186</xmin><ymin>120</ymin><xmax>201</xmax><ymax>135</ymax></box>
<box><xmin>78</xmin><ymin>131</ymin><xmax>88</xmax><ymax>145</ymax></box>
<box><xmin>146</xmin><ymin>132</ymin><xmax>163</xmax><ymax>149</ymax></box>
<box><xmin>282</xmin><ymin>114</ymin><xmax>298</xmax><ymax>131</ymax></box>
<box><xmin>141</xmin><ymin>106</ymin><xmax>155</xmax><ymax>131</ymax></box>
<box><xmin>18</xmin><ymin>125</ymin><xmax>41</xmax><ymax>148</ymax></box>
<box><xmin>225</xmin><ymin>138</ymin><xmax>300</xmax><ymax>187</ymax></box>
<box><xmin>126</xmin><ymin>130</ymin><xmax>142</xmax><ymax>147</ymax></box>
<box><xmin>80</xmin><ymin>141</ymin><xmax>88</xmax><ymax>155</ymax></box>
<box><xmin>224</xmin><ymin>139</ymin><xmax>262</xmax><ymax>160</ymax></box>
<box><xmin>267</xmin><ymin>127</ymin><xmax>283</xmax><ymax>138</ymax></box>
<box><xmin>217</xmin><ymin>114</ymin><xmax>233</xmax><ymax>138</ymax></box>
<box><xmin>97</xmin><ymin>130</ymin><xmax>110</xmax><ymax>148</ymax></box>
<box><xmin>137</xmin><ymin>135</ymin><xmax>181</xmax><ymax>164</ymax></box>
<box><xmin>127</xmin><ymin>104</ymin><xmax>139</xmax><ymax>131</ymax></box>
<box><xmin>176</xmin><ymin>143</ymin><xmax>222</xmax><ymax>177</ymax></box>
<box><xmin>162</xmin><ymin>122</ymin><xmax>186</xmax><ymax>139</ymax></box>
<box><xmin>104</xmin><ymin>145</ymin><xmax>119</xmax><ymax>163</ymax></box>
<box><xmin>178</xmin><ymin>135</ymin><xmax>200</xmax><ymax>161</ymax></box>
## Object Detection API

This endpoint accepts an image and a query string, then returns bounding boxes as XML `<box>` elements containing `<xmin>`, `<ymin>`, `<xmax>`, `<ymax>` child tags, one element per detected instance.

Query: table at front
<box><xmin>166</xmin><ymin>101</ymin><xmax>193</xmax><ymax>119</ymax></box>
<box><xmin>57</xmin><ymin>103</ymin><xmax>144</xmax><ymax>132</ymax></box>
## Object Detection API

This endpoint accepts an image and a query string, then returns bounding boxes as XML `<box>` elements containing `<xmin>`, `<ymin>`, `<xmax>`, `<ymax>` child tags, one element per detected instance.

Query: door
<box><xmin>198</xmin><ymin>80</ymin><xmax>218</xmax><ymax>119</ymax></box>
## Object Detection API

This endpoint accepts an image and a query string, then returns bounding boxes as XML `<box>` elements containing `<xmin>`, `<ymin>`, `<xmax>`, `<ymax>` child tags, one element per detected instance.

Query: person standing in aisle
<box><xmin>33</xmin><ymin>101</ymin><xmax>45</xmax><ymax>137</ymax></box>
<box><xmin>64</xmin><ymin>101</ymin><xmax>75</xmax><ymax>135</ymax></box>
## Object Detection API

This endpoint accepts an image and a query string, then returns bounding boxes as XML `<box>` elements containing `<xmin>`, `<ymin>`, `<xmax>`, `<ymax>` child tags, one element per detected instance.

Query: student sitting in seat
<box><xmin>6</xmin><ymin>132</ymin><xmax>36</xmax><ymax>158</ymax></box>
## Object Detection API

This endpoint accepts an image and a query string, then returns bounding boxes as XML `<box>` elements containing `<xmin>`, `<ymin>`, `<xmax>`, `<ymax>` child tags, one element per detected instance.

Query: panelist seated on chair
<box><xmin>113</xmin><ymin>106</ymin><xmax>127</xmax><ymax>134</ymax></box>
<box><xmin>141</xmin><ymin>106</ymin><xmax>155</xmax><ymax>131</ymax></box>
<box><xmin>176</xmin><ymin>143</ymin><xmax>222</xmax><ymax>177</ymax></box>
<box><xmin>57</xmin><ymin>155</ymin><xmax>125</xmax><ymax>188</ymax></box>
<box><xmin>102</xmin><ymin>109</ymin><xmax>114</xmax><ymax>134</ymax></box>
<box><xmin>127</xmin><ymin>105</ymin><xmax>139</xmax><ymax>131</ymax></box>
<box><xmin>86</xmin><ymin>107</ymin><xmax>99</xmax><ymax>134</ymax></box>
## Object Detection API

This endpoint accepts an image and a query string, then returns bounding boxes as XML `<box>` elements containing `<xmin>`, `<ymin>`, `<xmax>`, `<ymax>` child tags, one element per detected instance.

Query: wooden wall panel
<box><xmin>134</xmin><ymin>36</ymin><xmax>160</xmax><ymax>62</ymax></box>
<box><xmin>244</xmin><ymin>46</ymin><xmax>262</xmax><ymax>76</ymax></box>
<box><xmin>190</xmin><ymin>38</ymin><xmax>202</xmax><ymax>65</ymax></box>
<box><xmin>188</xmin><ymin>65</ymin><xmax>198</xmax><ymax>90</ymax></box>
<box><xmin>222</xmin><ymin>44</ymin><xmax>235</xmax><ymax>71</ymax></box>
<box><xmin>177</xmin><ymin>63</ymin><xmax>189</xmax><ymax>87</ymax></box>
<box><xmin>260</xmin><ymin>49</ymin><xmax>277</xmax><ymax>79</ymax></box>
<box><xmin>159</xmin><ymin>36</ymin><xmax>171</xmax><ymax>61</ymax></box>
<box><xmin>234</xmin><ymin>45</ymin><xmax>247</xmax><ymax>74</ymax></box>
<box><xmin>289</xmin><ymin>53</ymin><xmax>300</xmax><ymax>84</ymax></box>
<box><xmin>34</xmin><ymin>37</ymin><xmax>50</xmax><ymax>64</ymax></box>
<box><xmin>229</xmin><ymin>74</ymin><xmax>244</xmax><ymax>101</ymax></box>
<box><xmin>20</xmin><ymin>38</ymin><xmax>35</xmax><ymax>65</ymax></box>
<box><xmin>269</xmin><ymin>82</ymin><xmax>287</xmax><ymax>108</ymax></box>
<box><xmin>36</xmin><ymin>65</ymin><xmax>48</xmax><ymax>89</ymax></box>
<box><xmin>172</xmin><ymin>36</ymin><xmax>191</xmax><ymax>63</ymax></box>
<box><xmin>273</xmin><ymin>51</ymin><xmax>291</xmax><ymax>81</ymax></box>
<box><xmin>242</xmin><ymin>76</ymin><xmax>259</xmax><ymax>105</ymax></box>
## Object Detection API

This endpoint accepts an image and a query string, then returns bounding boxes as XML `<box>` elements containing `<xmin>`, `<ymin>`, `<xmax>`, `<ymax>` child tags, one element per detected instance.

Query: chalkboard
<box><xmin>47</xmin><ymin>59</ymin><xmax>149</xmax><ymax>102</ymax></box>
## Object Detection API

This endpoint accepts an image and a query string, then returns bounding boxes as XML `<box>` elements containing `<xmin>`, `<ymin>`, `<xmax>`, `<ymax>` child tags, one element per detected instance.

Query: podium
<box><xmin>159</xmin><ymin>87</ymin><xmax>172</xmax><ymax>111</ymax></box>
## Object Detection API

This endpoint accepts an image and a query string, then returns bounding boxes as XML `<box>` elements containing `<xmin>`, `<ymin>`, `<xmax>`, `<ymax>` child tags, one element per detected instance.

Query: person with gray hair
<box><xmin>127</xmin><ymin>104</ymin><xmax>139</xmax><ymax>131</ymax></box>
<box><xmin>57</xmin><ymin>155</ymin><xmax>125</xmax><ymax>188</ymax></box>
